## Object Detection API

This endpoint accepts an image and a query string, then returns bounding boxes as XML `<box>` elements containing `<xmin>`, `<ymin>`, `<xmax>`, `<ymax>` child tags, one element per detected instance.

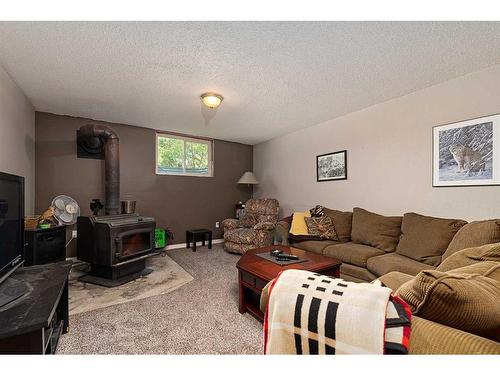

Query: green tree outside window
<box><xmin>156</xmin><ymin>134</ymin><xmax>212</xmax><ymax>176</ymax></box>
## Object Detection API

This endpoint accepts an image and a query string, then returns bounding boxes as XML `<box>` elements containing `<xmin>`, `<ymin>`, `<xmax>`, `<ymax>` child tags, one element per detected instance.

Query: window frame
<box><xmin>155</xmin><ymin>132</ymin><xmax>214</xmax><ymax>177</ymax></box>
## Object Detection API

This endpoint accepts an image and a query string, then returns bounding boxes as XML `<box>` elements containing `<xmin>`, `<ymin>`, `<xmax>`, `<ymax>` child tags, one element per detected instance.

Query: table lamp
<box><xmin>237</xmin><ymin>171</ymin><xmax>259</xmax><ymax>198</ymax></box>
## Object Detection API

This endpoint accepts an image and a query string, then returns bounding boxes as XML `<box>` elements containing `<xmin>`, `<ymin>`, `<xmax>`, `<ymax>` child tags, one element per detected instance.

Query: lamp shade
<box><xmin>237</xmin><ymin>171</ymin><xmax>259</xmax><ymax>185</ymax></box>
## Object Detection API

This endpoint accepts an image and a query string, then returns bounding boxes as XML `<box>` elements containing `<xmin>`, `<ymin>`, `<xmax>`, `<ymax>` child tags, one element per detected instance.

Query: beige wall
<box><xmin>254</xmin><ymin>64</ymin><xmax>500</xmax><ymax>221</ymax></box>
<box><xmin>0</xmin><ymin>65</ymin><xmax>35</xmax><ymax>214</ymax></box>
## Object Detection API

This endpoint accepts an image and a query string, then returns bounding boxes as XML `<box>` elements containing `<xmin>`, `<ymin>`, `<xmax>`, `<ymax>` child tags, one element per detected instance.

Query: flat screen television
<box><xmin>0</xmin><ymin>171</ymin><xmax>24</xmax><ymax>285</ymax></box>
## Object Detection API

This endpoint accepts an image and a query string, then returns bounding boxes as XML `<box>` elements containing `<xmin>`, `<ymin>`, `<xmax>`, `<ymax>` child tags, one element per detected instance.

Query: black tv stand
<box><xmin>0</xmin><ymin>261</ymin><xmax>71</xmax><ymax>354</ymax></box>
<box><xmin>0</xmin><ymin>277</ymin><xmax>31</xmax><ymax>309</ymax></box>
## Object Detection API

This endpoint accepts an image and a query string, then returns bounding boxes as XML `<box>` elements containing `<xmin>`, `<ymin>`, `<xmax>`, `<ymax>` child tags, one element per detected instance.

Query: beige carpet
<box><xmin>69</xmin><ymin>253</ymin><xmax>194</xmax><ymax>315</ymax></box>
<box><xmin>58</xmin><ymin>244</ymin><xmax>262</xmax><ymax>354</ymax></box>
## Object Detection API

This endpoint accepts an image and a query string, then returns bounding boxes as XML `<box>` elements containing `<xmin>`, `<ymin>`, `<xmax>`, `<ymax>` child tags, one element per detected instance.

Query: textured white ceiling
<box><xmin>1</xmin><ymin>22</ymin><xmax>500</xmax><ymax>145</ymax></box>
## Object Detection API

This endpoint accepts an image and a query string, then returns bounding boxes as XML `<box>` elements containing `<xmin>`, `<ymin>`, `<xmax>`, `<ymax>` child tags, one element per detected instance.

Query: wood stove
<box><xmin>75</xmin><ymin>124</ymin><xmax>157</xmax><ymax>287</ymax></box>
<box><xmin>77</xmin><ymin>214</ymin><xmax>156</xmax><ymax>286</ymax></box>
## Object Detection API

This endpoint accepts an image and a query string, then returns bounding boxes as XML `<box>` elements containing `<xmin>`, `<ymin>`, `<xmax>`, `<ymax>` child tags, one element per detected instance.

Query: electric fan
<box><xmin>51</xmin><ymin>195</ymin><xmax>80</xmax><ymax>225</ymax></box>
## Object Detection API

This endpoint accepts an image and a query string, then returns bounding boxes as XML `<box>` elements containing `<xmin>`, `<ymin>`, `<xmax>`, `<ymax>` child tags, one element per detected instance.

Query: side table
<box><xmin>186</xmin><ymin>229</ymin><xmax>212</xmax><ymax>252</ymax></box>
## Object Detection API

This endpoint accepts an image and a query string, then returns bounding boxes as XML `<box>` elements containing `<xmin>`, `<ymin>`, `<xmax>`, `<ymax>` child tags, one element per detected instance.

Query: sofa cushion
<box><xmin>339</xmin><ymin>263</ymin><xmax>378</xmax><ymax>282</ymax></box>
<box><xmin>408</xmin><ymin>316</ymin><xmax>500</xmax><ymax>354</ymax></box>
<box><xmin>246</xmin><ymin>198</ymin><xmax>280</xmax><ymax>215</ymax></box>
<box><xmin>305</xmin><ymin>216</ymin><xmax>338</xmax><ymax>240</ymax></box>
<box><xmin>292</xmin><ymin>240</ymin><xmax>340</xmax><ymax>254</ymax></box>
<box><xmin>396</xmin><ymin>213</ymin><xmax>467</xmax><ymax>266</ymax></box>
<box><xmin>442</xmin><ymin>220</ymin><xmax>500</xmax><ymax>261</ymax></box>
<box><xmin>244</xmin><ymin>199</ymin><xmax>279</xmax><ymax>225</ymax></box>
<box><xmin>340</xmin><ymin>274</ymin><xmax>366</xmax><ymax>283</ymax></box>
<box><xmin>239</xmin><ymin>213</ymin><xmax>257</xmax><ymax>228</ymax></box>
<box><xmin>396</xmin><ymin>263</ymin><xmax>500</xmax><ymax>341</ymax></box>
<box><xmin>323</xmin><ymin>208</ymin><xmax>353</xmax><ymax>242</ymax></box>
<box><xmin>367</xmin><ymin>252</ymin><xmax>435</xmax><ymax>277</ymax></box>
<box><xmin>351</xmin><ymin>207</ymin><xmax>402</xmax><ymax>252</ymax></box>
<box><xmin>378</xmin><ymin>271</ymin><xmax>414</xmax><ymax>292</ymax></box>
<box><xmin>447</xmin><ymin>261</ymin><xmax>500</xmax><ymax>281</ymax></box>
<box><xmin>323</xmin><ymin>242</ymin><xmax>385</xmax><ymax>267</ymax></box>
<box><xmin>437</xmin><ymin>243</ymin><xmax>500</xmax><ymax>272</ymax></box>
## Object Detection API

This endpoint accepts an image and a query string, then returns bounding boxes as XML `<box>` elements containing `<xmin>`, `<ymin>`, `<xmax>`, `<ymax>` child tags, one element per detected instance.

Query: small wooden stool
<box><xmin>186</xmin><ymin>229</ymin><xmax>212</xmax><ymax>252</ymax></box>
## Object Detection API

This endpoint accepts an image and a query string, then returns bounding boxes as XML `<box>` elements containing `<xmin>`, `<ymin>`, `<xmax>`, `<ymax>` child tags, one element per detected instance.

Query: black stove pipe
<box><xmin>79</xmin><ymin>124</ymin><xmax>120</xmax><ymax>215</ymax></box>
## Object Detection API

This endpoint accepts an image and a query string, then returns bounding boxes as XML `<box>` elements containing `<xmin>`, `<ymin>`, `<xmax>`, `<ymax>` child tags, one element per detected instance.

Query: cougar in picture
<box><xmin>449</xmin><ymin>144</ymin><xmax>486</xmax><ymax>173</ymax></box>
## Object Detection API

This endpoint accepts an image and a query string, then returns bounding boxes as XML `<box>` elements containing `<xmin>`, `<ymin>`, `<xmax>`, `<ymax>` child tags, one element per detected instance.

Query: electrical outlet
<box><xmin>72</xmin><ymin>230</ymin><xmax>77</xmax><ymax>238</ymax></box>
<box><xmin>215</xmin><ymin>221</ymin><xmax>220</xmax><ymax>228</ymax></box>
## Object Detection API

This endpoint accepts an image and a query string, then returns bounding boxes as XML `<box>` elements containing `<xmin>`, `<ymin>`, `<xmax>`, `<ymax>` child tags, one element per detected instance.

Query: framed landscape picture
<box><xmin>433</xmin><ymin>113</ymin><xmax>500</xmax><ymax>187</ymax></box>
<box><xmin>317</xmin><ymin>150</ymin><xmax>347</xmax><ymax>182</ymax></box>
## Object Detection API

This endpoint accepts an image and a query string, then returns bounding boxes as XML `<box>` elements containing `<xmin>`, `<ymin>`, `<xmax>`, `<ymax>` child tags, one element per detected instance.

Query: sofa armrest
<box><xmin>222</xmin><ymin>218</ymin><xmax>239</xmax><ymax>231</ymax></box>
<box><xmin>409</xmin><ymin>316</ymin><xmax>500</xmax><ymax>354</ymax></box>
<box><xmin>254</xmin><ymin>221</ymin><xmax>276</xmax><ymax>231</ymax></box>
<box><xmin>275</xmin><ymin>219</ymin><xmax>291</xmax><ymax>246</ymax></box>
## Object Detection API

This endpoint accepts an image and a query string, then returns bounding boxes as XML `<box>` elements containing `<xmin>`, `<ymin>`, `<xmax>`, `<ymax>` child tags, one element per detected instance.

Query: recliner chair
<box><xmin>222</xmin><ymin>198</ymin><xmax>279</xmax><ymax>254</ymax></box>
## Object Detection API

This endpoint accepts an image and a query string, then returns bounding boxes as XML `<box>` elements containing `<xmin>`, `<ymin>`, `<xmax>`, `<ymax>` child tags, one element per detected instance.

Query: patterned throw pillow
<box><xmin>309</xmin><ymin>205</ymin><xmax>325</xmax><ymax>217</ymax></box>
<box><xmin>304</xmin><ymin>216</ymin><xmax>338</xmax><ymax>240</ymax></box>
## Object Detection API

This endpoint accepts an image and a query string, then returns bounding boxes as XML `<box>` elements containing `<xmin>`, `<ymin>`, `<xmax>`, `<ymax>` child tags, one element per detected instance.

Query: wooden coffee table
<box><xmin>236</xmin><ymin>245</ymin><xmax>342</xmax><ymax>321</ymax></box>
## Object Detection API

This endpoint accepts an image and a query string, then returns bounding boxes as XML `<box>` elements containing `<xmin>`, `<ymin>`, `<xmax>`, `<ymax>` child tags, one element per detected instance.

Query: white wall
<box><xmin>254</xmin><ymin>64</ymin><xmax>500</xmax><ymax>221</ymax></box>
<box><xmin>0</xmin><ymin>65</ymin><xmax>35</xmax><ymax>214</ymax></box>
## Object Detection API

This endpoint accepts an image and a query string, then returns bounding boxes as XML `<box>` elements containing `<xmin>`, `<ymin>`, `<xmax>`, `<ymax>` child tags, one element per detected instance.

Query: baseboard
<box><xmin>65</xmin><ymin>239</ymin><xmax>224</xmax><ymax>263</ymax></box>
<box><xmin>165</xmin><ymin>238</ymin><xmax>224</xmax><ymax>250</ymax></box>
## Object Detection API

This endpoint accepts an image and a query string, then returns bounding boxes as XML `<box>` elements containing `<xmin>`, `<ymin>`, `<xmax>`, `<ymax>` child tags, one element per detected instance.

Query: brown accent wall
<box><xmin>35</xmin><ymin>112</ymin><xmax>252</xmax><ymax>256</ymax></box>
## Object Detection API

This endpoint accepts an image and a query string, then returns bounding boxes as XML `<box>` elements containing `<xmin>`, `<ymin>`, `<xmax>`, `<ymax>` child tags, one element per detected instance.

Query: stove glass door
<box><xmin>116</xmin><ymin>229</ymin><xmax>152</xmax><ymax>258</ymax></box>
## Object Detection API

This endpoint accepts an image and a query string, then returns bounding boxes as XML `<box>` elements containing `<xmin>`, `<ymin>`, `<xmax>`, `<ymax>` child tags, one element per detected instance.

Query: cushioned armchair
<box><xmin>222</xmin><ymin>198</ymin><xmax>279</xmax><ymax>254</ymax></box>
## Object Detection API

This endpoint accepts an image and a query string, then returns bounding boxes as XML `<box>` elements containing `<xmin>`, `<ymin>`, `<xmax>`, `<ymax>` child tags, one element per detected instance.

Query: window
<box><xmin>156</xmin><ymin>133</ymin><xmax>213</xmax><ymax>177</ymax></box>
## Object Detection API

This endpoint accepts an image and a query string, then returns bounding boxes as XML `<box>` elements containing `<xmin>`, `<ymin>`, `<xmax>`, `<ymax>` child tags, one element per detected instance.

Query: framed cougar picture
<box><xmin>433</xmin><ymin>113</ymin><xmax>500</xmax><ymax>187</ymax></box>
<box><xmin>317</xmin><ymin>150</ymin><xmax>347</xmax><ymax>182</ymax></box>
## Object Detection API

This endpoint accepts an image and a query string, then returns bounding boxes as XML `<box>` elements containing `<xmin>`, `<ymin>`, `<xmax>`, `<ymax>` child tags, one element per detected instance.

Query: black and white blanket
<box><xmin>264</xmin><ymin>269</ymin><xmax>411</xmax><ymax>354</ymax></box>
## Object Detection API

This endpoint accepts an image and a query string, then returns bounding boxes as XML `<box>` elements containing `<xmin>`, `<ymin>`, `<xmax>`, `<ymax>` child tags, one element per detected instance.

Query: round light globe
<box><xmin>201</xmin><ymin>93</ymin><xmax>223</xmax><ymax>109</ymax></box>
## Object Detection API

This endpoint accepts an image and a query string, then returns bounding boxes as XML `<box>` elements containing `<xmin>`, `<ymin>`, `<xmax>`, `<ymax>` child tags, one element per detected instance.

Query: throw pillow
<box><xmin>447</xmin><ymin>261</ymin><xmax>500</xmax><ymax>281</ymax></box>
<box><xmin>309</xmin><ymin>205</ymin><xmax>325</xmax><ymax>217</ymax></box>
<box><xmin>289</xmin><ymin>211</ymin><xmax>330</xmax><ymax>242</ymax></box>
<box><xmin>289</xmin><ymin>211</ymin><xmax>311</xmax><ymax>236</ymax></box>
<box><xmin>442</xmin><ymin>219</ymin><xmax>500</xmax><ymax>261</ymax></box>
<box><xmin>304</xmin><ymin>216</ymin><xmax>338</xmax><ymax>240</ymax></box>
<box><xmin>396</xmin><ymin>263</ymin><xmax>500</xmax><ymax>341</ymax></box>
<box><xmin>351</xmin><ymin>207</ymin><xmax>402</xmax><ymax>252</ymax></box>
<box><xmin>323</xmin><ymin>208</ymin><xmax>353</xmax><ymax>242</ymax></box>
<box><xmin>396</xmin><ymin>213</ymin><xmax>467</xmax><ymax>266</ymax></box>
<box><xmin>437</xmin><ymin>242</ymin><xmax>500</xmax><ymax>272</ymax></box>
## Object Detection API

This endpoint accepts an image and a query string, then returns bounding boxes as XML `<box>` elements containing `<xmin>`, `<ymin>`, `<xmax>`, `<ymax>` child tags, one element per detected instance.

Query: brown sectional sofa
<box><xmin>267</xmin><ymin>210</ymin><xmax>500</xmax><ymax>353</ymax></box>
<box><xmin>276</xmin><ymin>207</ymin><xmax>472</xmax><ymax>282</ymax></box>
<box><xmin>261</xmin><ymin>277</ymin><xmax>500</xmax><ymax>354</ymax></box>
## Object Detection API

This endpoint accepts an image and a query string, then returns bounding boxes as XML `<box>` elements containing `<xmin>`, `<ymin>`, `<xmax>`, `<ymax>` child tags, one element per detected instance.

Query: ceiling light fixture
<box><xmin>200</xmin><ymin>92</ymin><xmax>223</xmax><ymax>109</ymax></box>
